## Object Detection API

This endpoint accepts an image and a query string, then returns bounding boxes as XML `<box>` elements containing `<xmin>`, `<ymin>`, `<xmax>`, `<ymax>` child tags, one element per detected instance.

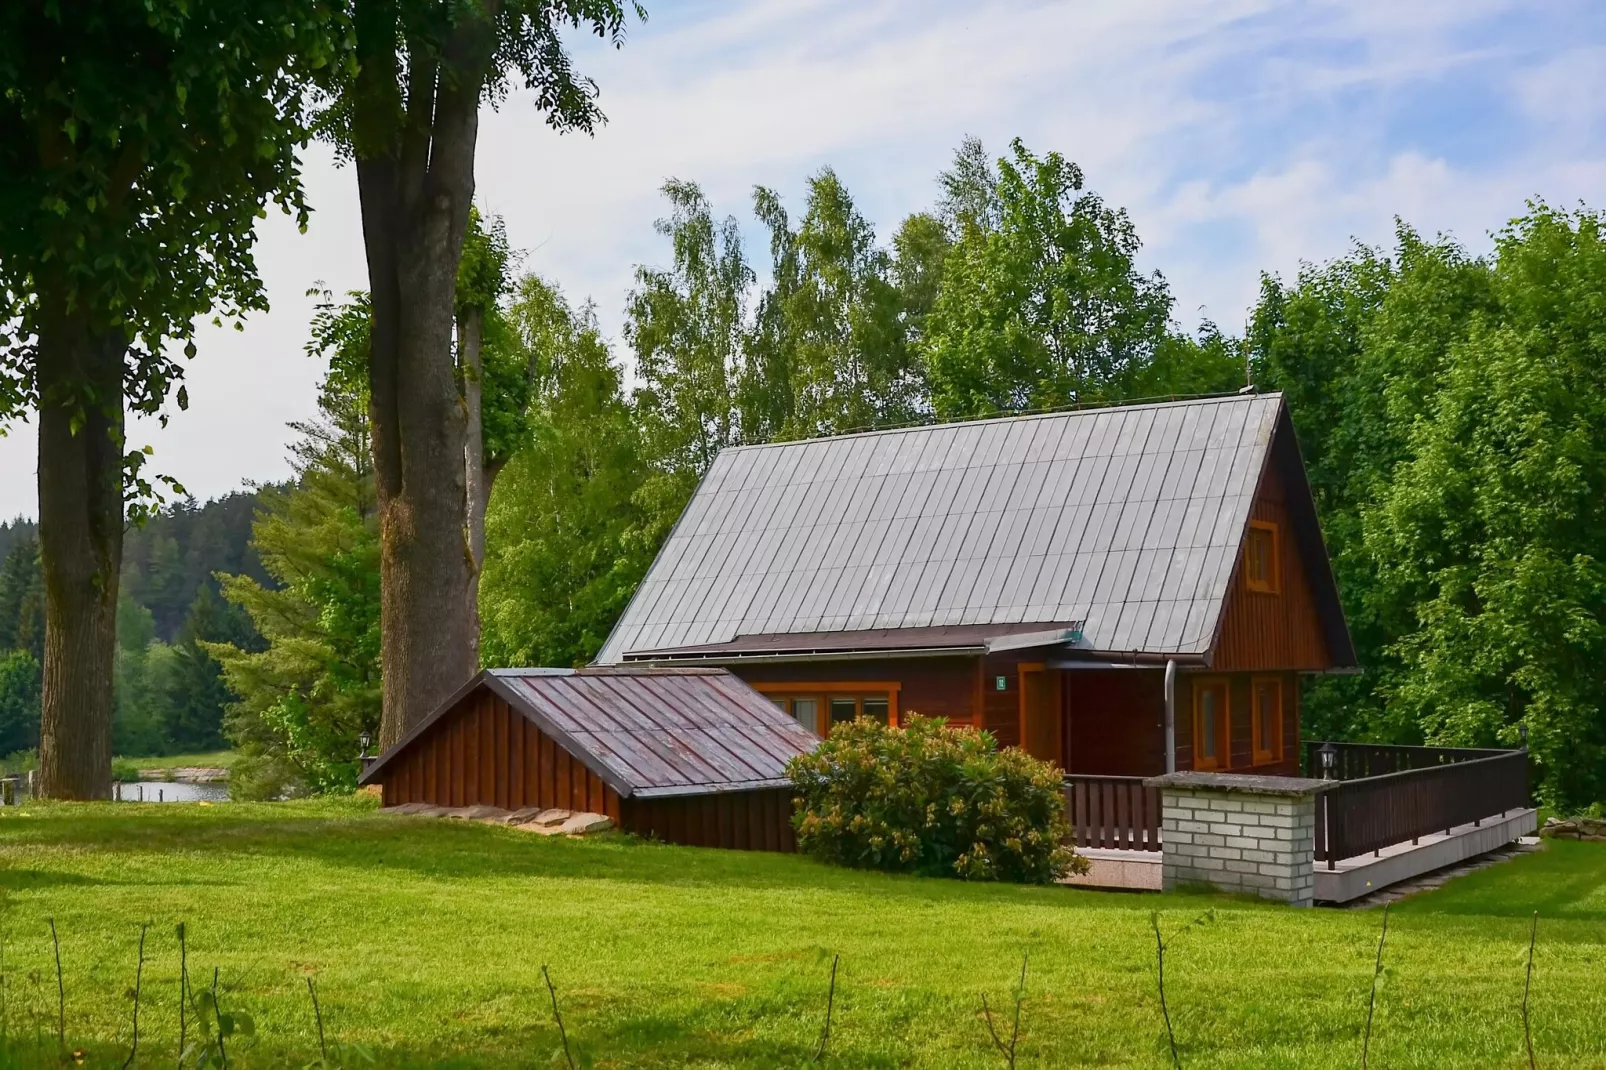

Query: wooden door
<box><xmin>1019</xmin><ymin>665</ymin><xmax>1063</xmax><ymax>768</ymax></box>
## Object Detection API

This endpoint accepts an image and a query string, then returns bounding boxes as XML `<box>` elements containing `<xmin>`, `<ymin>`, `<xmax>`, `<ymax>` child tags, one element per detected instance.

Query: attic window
<box><xmin>1245</xmin><ymin>520</ymin><xmax>1280</xmax><ymax>594</ymax></box>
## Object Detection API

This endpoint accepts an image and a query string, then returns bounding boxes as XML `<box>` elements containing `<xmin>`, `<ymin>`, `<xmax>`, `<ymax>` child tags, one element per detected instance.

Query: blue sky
<box><xmin>2</xmin><ymin>0</ymin><xmax>1602</xmax><ymax>518</ymax></box>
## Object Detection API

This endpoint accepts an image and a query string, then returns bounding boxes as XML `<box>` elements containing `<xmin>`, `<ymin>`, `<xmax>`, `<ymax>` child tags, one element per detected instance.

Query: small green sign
<box><xmin>995</xmin><ymin>675</ymin><xmax>1007</xmax><ymax>691</ymax></box>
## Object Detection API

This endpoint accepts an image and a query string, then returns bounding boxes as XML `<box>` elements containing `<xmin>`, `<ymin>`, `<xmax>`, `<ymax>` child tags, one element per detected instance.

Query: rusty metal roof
<box><xmin>598</xmin><ymin>393</ymin><xmax>1291</xmax><ymax>663</ymax></box>
<box><xmin>360</xmin><ymin>667</ymin><xmax>819</xmax><ymax>798</ymax></box>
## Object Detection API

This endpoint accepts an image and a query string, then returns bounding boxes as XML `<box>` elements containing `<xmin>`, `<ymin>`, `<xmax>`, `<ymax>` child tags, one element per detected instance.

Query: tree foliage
<box><xmin>480</xmin><ymin>278</ymin><xmax>646</xmax><ymax>668</ymax></box>
<box><xmin>1254</xmin><ymin>206</ymin><xmax>1606</xmax><ymax>808</ymax></box>
<box><xmin>207</xmin><ymin>298</ymin><xmax>381</xmax><ymax>796</ymax></box>
<box><xmin>921</xmin><ymin>139</ymin><xmax>1177</xmax><ymax>419</ymax></box>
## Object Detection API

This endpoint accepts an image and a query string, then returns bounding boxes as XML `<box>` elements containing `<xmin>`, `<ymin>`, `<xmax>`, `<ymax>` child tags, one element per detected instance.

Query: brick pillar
<box><xmin>1142</xmin><ymin>772</ymin><xmax>1335</xmax><ymax>907</ymax></box>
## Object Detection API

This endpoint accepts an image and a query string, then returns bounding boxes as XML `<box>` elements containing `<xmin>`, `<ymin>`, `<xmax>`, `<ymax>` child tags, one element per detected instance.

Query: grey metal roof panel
<box><xmin>600</xmin><ymin>394</ymin><xmax>1286</xmax><ymax>661</ymax></box>
<box><xmin>360</xmin><ymin>668</ymin><xmax>818</xmax><ymax>795</ymax></box>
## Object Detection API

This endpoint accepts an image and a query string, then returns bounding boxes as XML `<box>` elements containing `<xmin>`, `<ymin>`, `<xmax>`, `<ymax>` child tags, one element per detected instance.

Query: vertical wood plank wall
<box><xmin>376</xmin><ymin>688</ymin><xmax>796</xmax><ymax>852</ymax></box>
<box><xmin>1174</xmin><ymin>669</ymin><xmax>1301</xmax><ymax>777</ymax></box>
<box><xmin>732</xmin><ymin>657</ymin><xmax>976</xmax><ymax>725</ymax></box>
<box><xmin>621</xmin><ymin>789</ymin><xmax>797</xmax><ymax>853</ymax></box>
<box><xmin>1213</xmin><ymin>459</ymin><xmax>1333</xmax><ymax>671</ymax></box>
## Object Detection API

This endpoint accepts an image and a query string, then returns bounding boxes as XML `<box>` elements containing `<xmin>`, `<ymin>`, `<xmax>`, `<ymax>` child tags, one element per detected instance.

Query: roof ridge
<box><xmin>718</xmin><ymin>390</ymin><xmax>1282</xmax><ymax>454</ymax></box>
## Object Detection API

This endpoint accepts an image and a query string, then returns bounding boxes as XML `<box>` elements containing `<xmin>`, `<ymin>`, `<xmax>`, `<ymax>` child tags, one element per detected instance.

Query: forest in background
<box><xmin>2</xmin><ymin>136</ymin><xmax>1600</xmax><ymax>810</ymax></box>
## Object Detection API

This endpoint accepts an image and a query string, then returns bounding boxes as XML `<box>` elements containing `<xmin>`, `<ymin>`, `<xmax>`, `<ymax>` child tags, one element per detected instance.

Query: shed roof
<box><xmin>599</xmin><ymin>393</ymin><xmax>1332</xmax><ymax>664</ymax></box>
<box><xmin>359</xmin><ymin>667</ymin><xmax>818</xmax><ymax>798</ymax></box>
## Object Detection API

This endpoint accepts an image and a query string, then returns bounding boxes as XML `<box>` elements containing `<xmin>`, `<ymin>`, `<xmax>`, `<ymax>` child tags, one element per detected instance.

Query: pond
<box><xmin>0</xmin><ymin>778</ymin><xmax>229</xmax><ymax>804</ymax></box>
<box><xmin>113</xmin><ymin>780</ymin><xmax>230</xmax><ymax>803</ymax></box>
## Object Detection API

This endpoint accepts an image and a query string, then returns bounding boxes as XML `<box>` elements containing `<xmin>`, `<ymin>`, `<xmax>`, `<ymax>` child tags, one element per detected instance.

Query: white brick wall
<box><xmin>1159</xmin><ymin>787</ymin><xmax>1317</xmax><ymax>906</ymax></box>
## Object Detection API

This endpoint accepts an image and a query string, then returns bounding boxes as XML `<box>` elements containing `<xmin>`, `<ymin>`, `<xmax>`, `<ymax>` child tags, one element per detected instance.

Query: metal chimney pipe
<box><xmin>1164</xmin><ymin>659</ymin><xmax>1177</xmax><ymax>774</ymax></box>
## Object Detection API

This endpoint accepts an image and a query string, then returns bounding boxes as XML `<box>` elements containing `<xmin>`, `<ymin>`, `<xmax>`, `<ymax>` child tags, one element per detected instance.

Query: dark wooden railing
<box><xmin>1312</xmin><ymin>747</ymin><xmax>1530</xmax><ymax>867</ymax></box>
<box><xmin>1064</xmin><ymin>775</ymin><xmax>1161</xmax><ymax>852</ymax></box>
<box><xmin>1302</xmin><ymin>740</ymin><xmax>1510</xmax><ymax>781</ymax></box>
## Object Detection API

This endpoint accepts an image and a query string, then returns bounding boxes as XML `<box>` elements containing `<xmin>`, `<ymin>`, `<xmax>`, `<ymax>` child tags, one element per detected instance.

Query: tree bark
<box><xmin>356</xmin><ymin>14</ymin><xmax>494</xmax><ymax>750</ymax></box>
<box><xmin>35</xmin><ymin>297</ymin><xmax>125</xmax><ymax>800</ymax></box>
<box><xmin>460</xmin><ymin>305</ymin><xmax>489</xmax><ymax>576</ymax></box>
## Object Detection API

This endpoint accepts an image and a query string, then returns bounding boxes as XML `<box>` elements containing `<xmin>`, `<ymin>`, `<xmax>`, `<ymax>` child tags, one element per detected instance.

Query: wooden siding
<box><xmin>1174</xmin><ymin>669</ymin><xmax>1300</xmax><ymax>777</ymax></box>
<box><xmin>620</xmin><ymin>789</ymin><xmax>797</xmax><ymax>852</ymax></box>
<box><xmin>1212</xmin><ymin>454</ymin><xmax>1333</xmax><ymax>671</ymax></box>
<box><xmin>380</xmin><ymin>689</ymin><xmax>620</xmax><ymax>817</ymax></box>
<box><xmin>375</xmin><ymin>687</ymin><xmax>794</xmax><ymax>852</ymax></box>
<box><xmin>1065</xmin><ymin>670</ymin><xmax>1165</xmax><ymax>776</ymax></box>
<box><xmin>730</xmin><ymin>656</ymin><xmax>977</xmax><ymax>727</ymax></box>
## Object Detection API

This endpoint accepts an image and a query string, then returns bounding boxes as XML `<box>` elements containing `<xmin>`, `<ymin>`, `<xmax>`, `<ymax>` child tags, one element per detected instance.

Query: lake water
<box><xmin>0</xmin><ymin>779</ymin><xmax>230</xmax><ymax>804</ymax></box>
<box><xmin>113</xmin><ymin>780</ymin><xmax>230</xmax><ymax>803</ymax></box>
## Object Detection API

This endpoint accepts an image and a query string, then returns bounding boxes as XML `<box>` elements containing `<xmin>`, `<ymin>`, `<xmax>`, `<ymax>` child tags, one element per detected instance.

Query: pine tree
<box><xmin>205</xmin><ymin>346</ymin><xmax>382</xmax><ymax>797</ymax></box>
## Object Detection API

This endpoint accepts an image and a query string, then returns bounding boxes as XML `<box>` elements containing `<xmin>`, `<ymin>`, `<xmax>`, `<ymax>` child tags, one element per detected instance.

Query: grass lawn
<box><xmin>0</xmin><ymin>800</ymin><xmax>1601</xmax><ymax>1068</ymax></box>
<box><xmin>115</xmin><ymin>752</ymin><xmax>236</xmax><ymax>772</ymax></box>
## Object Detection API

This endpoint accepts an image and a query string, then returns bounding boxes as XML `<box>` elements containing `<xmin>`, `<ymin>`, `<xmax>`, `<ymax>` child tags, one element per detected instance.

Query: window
<box><xmin>1244</xmin><ymin>520</ymin><xmax>1280</xmax><ymax>594</ymax></box>
<box><xmin>758</xmin><ymin>684</ymin><xmax>898</xmax><ymax>736</ymax></box>
<box><xmin>1251</xmin><ymin>676</ymin><xmax>1283</xmax><ymax>765</ymax></box>
<box><xmin>1192</xmin><ymin>677</ymin><xmax>1230</xmax><ymax>771</ymax></box>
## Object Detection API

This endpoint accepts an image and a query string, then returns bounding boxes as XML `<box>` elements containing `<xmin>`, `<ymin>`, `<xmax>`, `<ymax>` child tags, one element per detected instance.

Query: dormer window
<box><xmin>1245</xmin><ymin>520</ymin><xmax>1280</xmax><ymax>595</ymax></box>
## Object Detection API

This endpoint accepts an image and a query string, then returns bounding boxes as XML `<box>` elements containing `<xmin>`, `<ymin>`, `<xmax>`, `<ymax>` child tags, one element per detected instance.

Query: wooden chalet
<box><xmin>358</xmin><ymin>667</ymin><xmax>816</xmax><ymax>851</ymax></box>
<box><xmin>596</xmin><ymin>393</ymin><xmax>1357</xmax><ymax>782</ymax></box>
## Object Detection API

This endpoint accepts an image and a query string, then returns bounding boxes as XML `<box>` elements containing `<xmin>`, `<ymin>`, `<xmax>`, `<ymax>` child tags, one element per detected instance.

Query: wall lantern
<box><xmin>1317</xmin><ymin>742</ymin><xmax>1338</xmax><ymax>780</ymax></box>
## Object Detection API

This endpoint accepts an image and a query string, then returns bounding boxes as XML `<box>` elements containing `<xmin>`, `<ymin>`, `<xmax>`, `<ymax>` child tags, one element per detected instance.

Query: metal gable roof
<box><xmin>596</xmin><ymin>393</ymin><xmax>1287</xmax><ymax>664</ymax></box>
<box><xmin>359</xmin><ymin>668</ymin><xmax>820</xmax><ymax>798</ymax></box>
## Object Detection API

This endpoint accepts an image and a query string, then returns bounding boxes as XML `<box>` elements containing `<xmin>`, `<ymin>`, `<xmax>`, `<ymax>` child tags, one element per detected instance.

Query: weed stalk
<box><xmin>123</xmin><ymin>922</ymin><xmax>149</xmax><ymax>1070</ymax></box>
<box><xmin>813</xmin><ymin>953</ymin><xmax>839</xmax><ymax>1062</ymax></box>
<box><xmin>1523</xmin><ymin>911</ymin><xmax>1538</xmax><ymax>1070</ymax></box>
<box><xmin>542</xmin><ymin>964</ymin><xmax>577</xmax><ymax>1070</ymax></box>
<box><xmin>1363</xmin><ymin>903</ymin><xmax>1390</xmax><ymax>1069</ymax></box>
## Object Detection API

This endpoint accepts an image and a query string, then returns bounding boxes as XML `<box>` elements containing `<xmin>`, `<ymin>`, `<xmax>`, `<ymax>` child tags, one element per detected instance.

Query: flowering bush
<box><xmin>788</xmin><ymin>714</ymin><xmax>1087</xmax><ymax>884</ymax></box>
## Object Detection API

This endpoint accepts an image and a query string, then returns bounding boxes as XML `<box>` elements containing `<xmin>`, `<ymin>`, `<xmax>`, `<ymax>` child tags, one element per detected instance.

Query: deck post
<box><xmin>1145</xmin><ymin>772</ymin><xmax>1337</xmax><ymax>907</ymax></box>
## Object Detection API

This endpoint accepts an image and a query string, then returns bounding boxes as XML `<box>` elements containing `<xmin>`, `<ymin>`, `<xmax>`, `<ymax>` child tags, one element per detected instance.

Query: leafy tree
<box><xmin>1251</xmin><ymin>226</ymin><xmax>1496</xmax><ymax>742</ymax></box>
<box><xmin>921</xmin><ymin>139</ymin><xmax>1174</xmax><ymax>419</ymax></box>
<box><xmin>627</xmin><ymin>180</ymin><xmax>755</xmax><ymax>545</ymax></box>
<box><xmin>322</xmin><ymin>0</ymin><xmax>643</xmax><ymax>749</ymax></box>
<box><xmin>480</xmin><ymin>278</ymin><xmax>646</xmax><ymax>668</ymax></box>
<box><xmin>207</xmin><ymin>307</ymin><xmax>382</xmax><ymax>796</ymax></box>
<box><xmin>891</xmin><ymin>211</ymin><xmax>951</xmax><ymax>355</ymax></box>
<box><xmin>0</xmin><ymin>0</ymin><xmax>332</xmax><ymax>798</ymax></box>
<box><xmin>1363</xmin><ymin>207</ymin><xmax>1606</xmax><ymax>808</ymax></box>
<box><xmin>753</xmin><ymin>170</ymin><xmax>920</xmax><ymax>437</ymax></box>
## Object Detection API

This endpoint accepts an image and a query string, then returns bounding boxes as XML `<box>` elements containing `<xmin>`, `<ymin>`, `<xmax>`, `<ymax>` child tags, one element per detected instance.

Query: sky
<box><xmin>2</xmin><ymin>0</ymin><xmax>1602</xmax><ymax>520</ymax></box>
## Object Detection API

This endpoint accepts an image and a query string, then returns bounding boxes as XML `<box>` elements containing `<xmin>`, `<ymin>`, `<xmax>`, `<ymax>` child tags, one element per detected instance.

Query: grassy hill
<box><xmin>0</xmin><ymin>799</ymin><xmax>1601</xmax><ymax>1067</ymax></box>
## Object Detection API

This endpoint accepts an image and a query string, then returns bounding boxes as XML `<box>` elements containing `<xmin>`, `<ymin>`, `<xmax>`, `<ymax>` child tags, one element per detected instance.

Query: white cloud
<box><xmin>1</xmin><ymin>0</ymin><xmax>1598</xmax><ymax>518</ymax></box>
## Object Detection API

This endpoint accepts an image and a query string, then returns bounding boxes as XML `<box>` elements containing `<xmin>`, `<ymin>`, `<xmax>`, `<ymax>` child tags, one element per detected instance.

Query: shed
<box><xmin>358</xmin><ymin>667</ymin><xmax>817</xmax><ymax>851</ymax></box>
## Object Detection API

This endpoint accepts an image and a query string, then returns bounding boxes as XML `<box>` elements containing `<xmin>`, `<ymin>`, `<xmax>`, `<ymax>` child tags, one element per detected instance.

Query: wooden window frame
<box><xmin>1250</xmin><ymin>675</ymin><xmax>1283</xmax><ymax>766</ymax></box>
<box><xmin>751</xmin><ymin>682</ymin><xmax>900</xmax><ymax>736</ymax></box>
<box><xmin>1244</xmin><ymin>519</ymin><xmax>1281</xmax><ymax>595</ymax></box>
<box><xmin>1191</xmin><ymin>676</ymin><xmax>1231</xmax><ymax>771</ymax></box>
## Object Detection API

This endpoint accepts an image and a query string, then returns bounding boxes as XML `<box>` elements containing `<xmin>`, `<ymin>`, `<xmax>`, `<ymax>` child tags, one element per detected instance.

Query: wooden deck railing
<box><xmin>1312</xmin><ymin>748</ymin><xmax>1530</xmax><ymax>867</ymax></box>
<box><xmin>1063</xmin><ymin>775</ymin><xmax>1162</xmax><ymax>852</ymax></box>
<box><xmin>1301</xmin><ymin>740</ymin><xmax>1509</xmax><ymax>781</ymax></box>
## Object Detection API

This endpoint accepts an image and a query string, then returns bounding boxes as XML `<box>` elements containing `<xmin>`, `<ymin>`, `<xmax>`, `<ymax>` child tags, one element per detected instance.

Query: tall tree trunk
<box><xmin>356</xmin><ymin>17</ymin><xmax>493</xmax><ymax>750</ymax></box>
<box><xmin>460</xmin><ymin>305</ymin><xmax>489</xmax><ymax>576</ymax></box>
<box><xmin>35</xmin><ymin>298</ymin><xmax>124</xmax><ymax>800</ymax></box>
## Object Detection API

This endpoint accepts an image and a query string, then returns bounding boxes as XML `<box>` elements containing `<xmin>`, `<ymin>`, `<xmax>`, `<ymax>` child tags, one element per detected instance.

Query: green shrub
<box><xmin>110</xmin><ymin>758</ymin><xmax>142</xmax><ymax>782</ymax></box>
<box><xmin>788</xmin><ymin>715</ymin><xmax>1088</xmax><ymax>884</ymax></box>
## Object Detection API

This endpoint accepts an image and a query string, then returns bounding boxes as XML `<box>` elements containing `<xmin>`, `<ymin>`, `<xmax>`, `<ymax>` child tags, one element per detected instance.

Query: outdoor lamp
<box><xmin>359</xmin><ymin>732</ymin><xmax>372</xmax><ymax>758</ymax></box>
<box><xmin>1317</xmin><ymin>742</ymin><xmax>1337</xmax><ymax>780</ymax></box>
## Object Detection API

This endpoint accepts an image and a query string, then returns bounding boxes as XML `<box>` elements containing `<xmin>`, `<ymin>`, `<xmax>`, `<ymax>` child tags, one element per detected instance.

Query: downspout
<box><xmin>1164</xmin><ymin>659</ymin><xmax>1177</xmax><ymax>774</ymax></box>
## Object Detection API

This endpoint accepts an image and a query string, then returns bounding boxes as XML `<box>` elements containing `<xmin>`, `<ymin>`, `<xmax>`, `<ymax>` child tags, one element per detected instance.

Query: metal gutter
<box><xmin>622</xmin><ymin>645</ymin><xmax>989</xmax><ymax>667</ymax></box>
